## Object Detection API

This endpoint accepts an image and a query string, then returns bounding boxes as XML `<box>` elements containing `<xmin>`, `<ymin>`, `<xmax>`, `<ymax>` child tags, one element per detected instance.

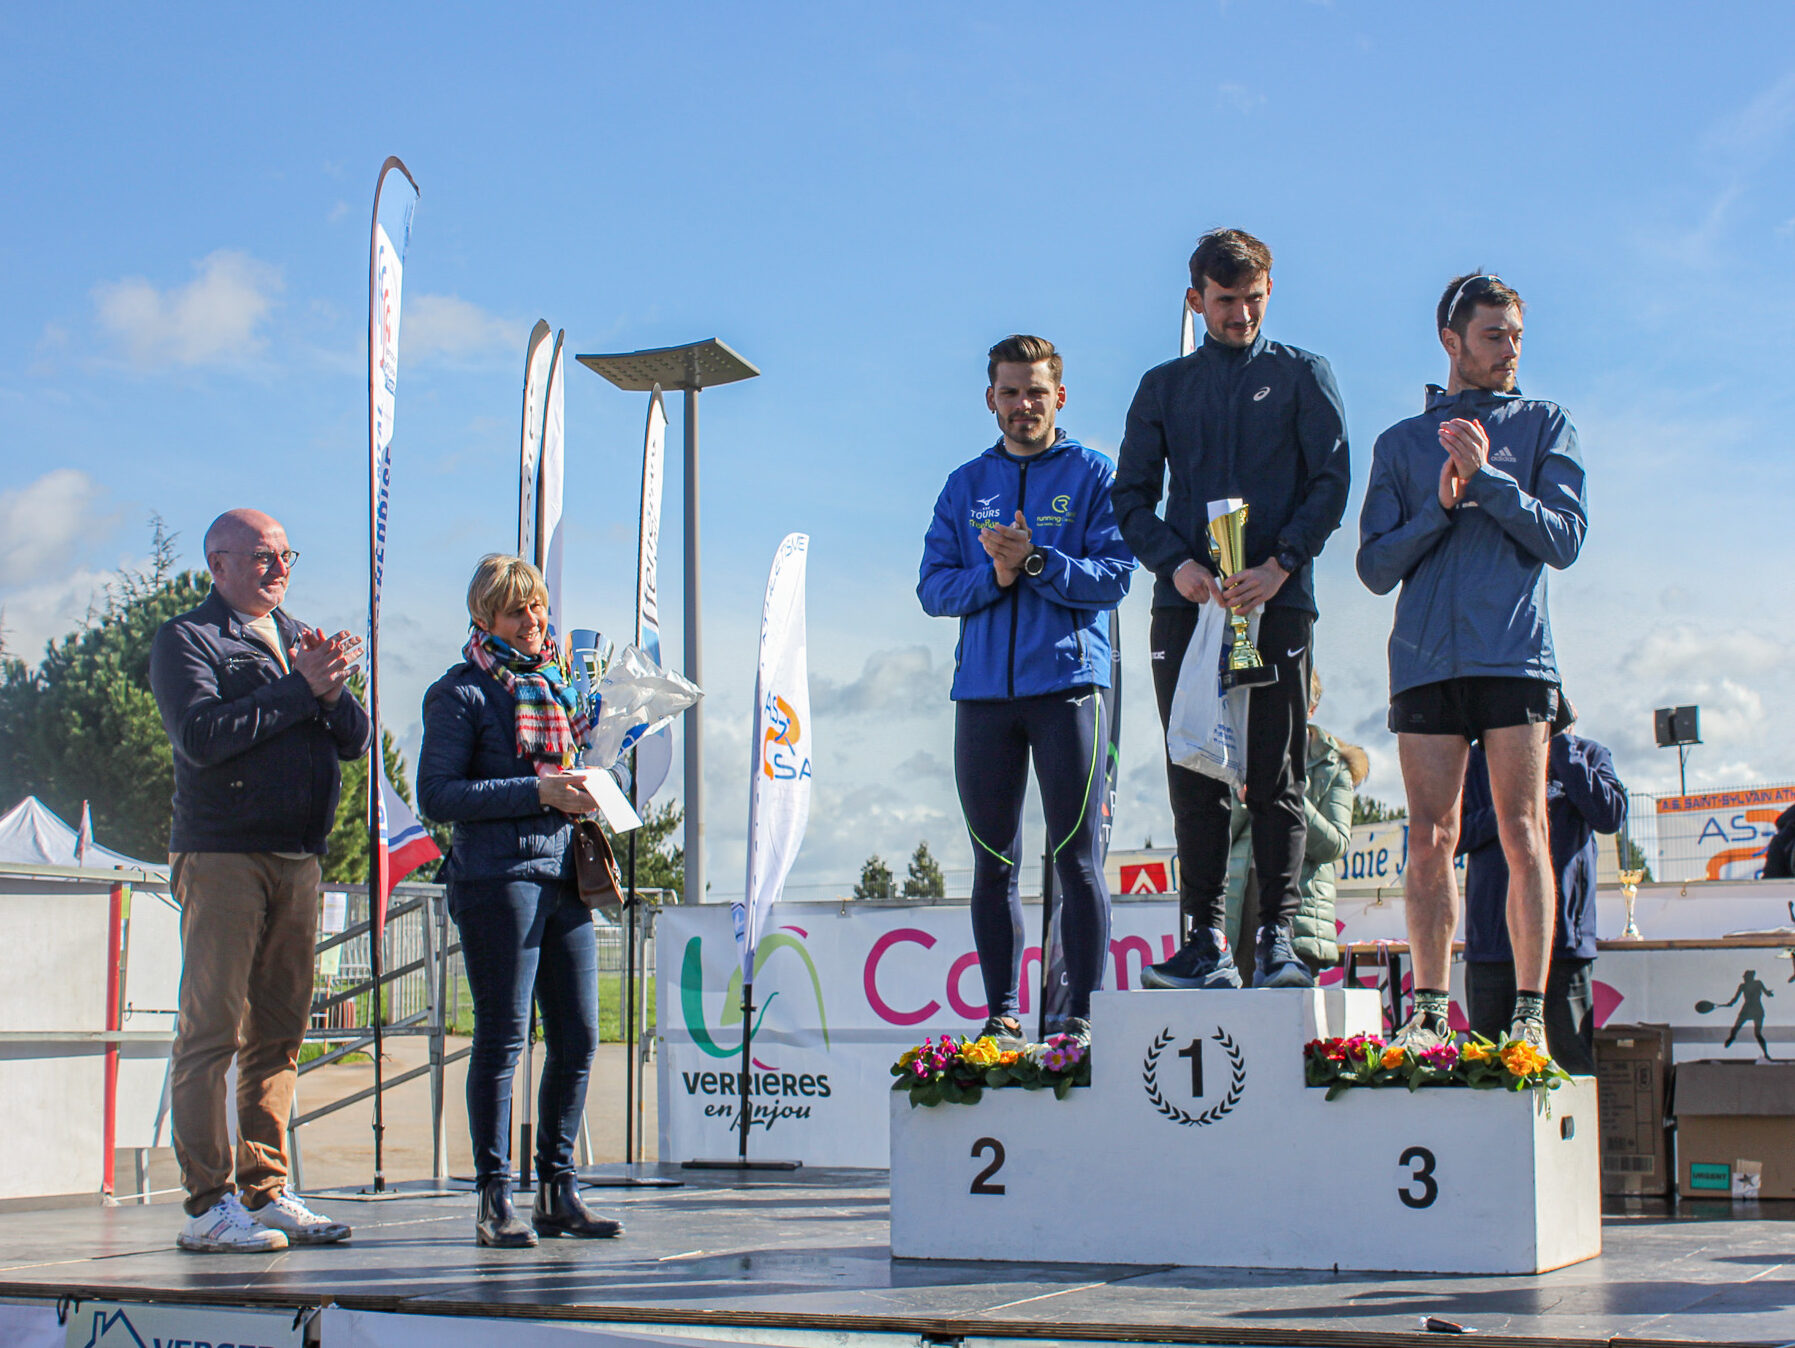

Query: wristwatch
<box><xmin>1021</xmin><ymin>549</ymin><xmax>1046</xmax><ymax>578</ymax></box>
<box><xmin>1274</xmin><ymin>545</ymin><xmax>1302</xmax><ymax>575</ymax></box>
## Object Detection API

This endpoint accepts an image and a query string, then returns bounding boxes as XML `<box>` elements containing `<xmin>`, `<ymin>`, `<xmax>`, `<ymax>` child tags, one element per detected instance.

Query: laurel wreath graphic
<box><xmin>1142</xmin><ymin>1027</ymin><xmax>1245</xmax><ymax>1127</ymax></box>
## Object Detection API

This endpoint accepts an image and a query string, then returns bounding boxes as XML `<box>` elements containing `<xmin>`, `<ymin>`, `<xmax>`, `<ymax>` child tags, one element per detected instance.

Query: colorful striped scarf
<box><xmin>464</xmin><ymin>629</ymin><xmax>593</xmax><ymax>772</ymax></box>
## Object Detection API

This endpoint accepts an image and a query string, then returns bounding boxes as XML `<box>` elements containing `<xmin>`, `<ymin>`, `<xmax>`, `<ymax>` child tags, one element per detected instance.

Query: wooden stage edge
<box><xmin>0</xmin><ymin>1281</ymin><xmax>1776</xmax><ymax>1348</ymax></box>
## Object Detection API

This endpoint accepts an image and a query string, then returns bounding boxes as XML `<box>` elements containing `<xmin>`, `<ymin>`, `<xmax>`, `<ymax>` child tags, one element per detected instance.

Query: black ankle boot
<box><xmin>532</xmin><ymin>1173</ymin><xmax>623</xmax><ymax>1238</ymax></box>
<box><xmin>476</xmin><ymin>1177</ymin><xmax>537</xmax><ymax>1248</ymax></box>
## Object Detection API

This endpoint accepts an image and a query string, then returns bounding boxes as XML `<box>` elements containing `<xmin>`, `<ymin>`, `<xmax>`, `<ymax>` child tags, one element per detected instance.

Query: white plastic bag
<box><xmin>1165</xmin><ymin>602</ymin><xmax>1252</xmax><ymax>789</ymax></box>
<box><xmin>583</xmin><ymin>643</ymin><xmax>703</xmax><ymax>772</ymax></box>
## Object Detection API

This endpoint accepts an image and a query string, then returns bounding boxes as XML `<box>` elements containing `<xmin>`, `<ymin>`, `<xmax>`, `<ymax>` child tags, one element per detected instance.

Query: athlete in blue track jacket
<box><xmin>918</xmin><ymin>436</ymin><xmax>1133</xmax><ymax>700</ymax></box>
<box><xmin>1358</xmin><ymin>273</ymin><xmax>1589</xmax><ymax>1058</ymax></box>
<box><xmin>918</xmin><ymin>335</ymin><xmax>1134</xmax><ymax>1052</ymax></box>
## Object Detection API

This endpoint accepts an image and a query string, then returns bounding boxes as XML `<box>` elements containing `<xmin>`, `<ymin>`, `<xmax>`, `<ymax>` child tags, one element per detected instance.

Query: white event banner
<box><xmin>65</xmin><ymin>1301</ymin><xmax>302</xmax><ymax>1348</ymax></box>
<box><xmin>1655</xmin><ymin>785</ymin><xmax>1795</xmax><ymax>882</ymax></box>
<box><xmin>735</xmin><ymin>533</ymin><xmax>811</xmax><ymax>979</ymax></box>
<box><xmin>657</xmin><ymin>883</ymin><xmax>1795</xmax><ymax>1168</ymax></box>
<box><xmin>516</xmin><ymin>318</ymin><xmax>553</xmax><ymax>562</ymax></box>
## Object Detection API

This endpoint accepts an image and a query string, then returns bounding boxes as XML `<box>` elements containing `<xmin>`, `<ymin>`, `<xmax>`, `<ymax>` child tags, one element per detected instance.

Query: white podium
<box><xmin>890</xmin><ymin>989</ymin><xmax>1600</xmax><ymax>1275</ymax></box>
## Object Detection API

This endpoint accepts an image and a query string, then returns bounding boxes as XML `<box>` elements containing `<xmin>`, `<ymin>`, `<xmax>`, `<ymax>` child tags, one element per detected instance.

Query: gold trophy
<box><xmin>1617</xmin><ymin>868</ymin><xmax>1645</xmax><ymax>940</ymax></box>
<box><xmin>1206</xmin><ymin>500</ymin><xmax>1279</xmax><ymax>691</ymax></box>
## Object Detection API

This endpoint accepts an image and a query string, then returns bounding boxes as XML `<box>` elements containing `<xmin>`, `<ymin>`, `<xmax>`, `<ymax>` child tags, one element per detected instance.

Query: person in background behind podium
<box><xmin>918</xmin><ymin>335</ymin><xmax>1135</xmax><ymax>1051</ymax></box>
<box><xmin>1357</xmin><ymin>273</ymin><xmax>1588</xmax><ymax>1056</ymax></box>
<box><xmin>418</xmin><ymin>555</ymin><xmax>622</xmax><ymax>1248</ymax></box>
<box><xmin>1459</xmin><ymin>717</ymin><xmax>1626</xmax><ymax>1074</ymax></box>
<box><xmin>149</xmin><ymin>509</ymin><xmax>366</xmax><ymax>1253</ymax></box>
<box><xmin>1763</xmin><ymin>805</ymin><xmax>1795</xmax><ymax>879</ymax></box>
<box><xmin>1215</xmin><ymin>670</ymin><xmax>1367</xmax><ymax>981</ymax></box>
<box><xmin>1113</xmin><ymin>228</ymin><xmax>1351</xmax><ymax>991</ymax></box>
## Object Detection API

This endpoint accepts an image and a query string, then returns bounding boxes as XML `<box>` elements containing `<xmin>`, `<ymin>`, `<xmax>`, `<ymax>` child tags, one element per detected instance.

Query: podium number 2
<box><xmin>970</xmin><ymin>1137</ymin><xmax>1006</xmax><ymax>1195</ymax></box>
<box><xmin>1398</xmin><ymin>1146</ymin><xmax>1437</xmax><ymax>1209</ymax></box>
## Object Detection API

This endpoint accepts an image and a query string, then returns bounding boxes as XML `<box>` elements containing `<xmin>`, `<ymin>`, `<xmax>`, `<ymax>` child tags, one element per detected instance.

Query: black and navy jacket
<box><xmin>918</xmin><ymin>433</ymin><xmax>1134</xmax><ymax>701</ymax></box>
<box><xmin>149</xmin><ymin>590</ymin><xmax>371</xmax><ymax>854</ymax></box>
<box><xmin>1459</xmin><ymin>734</ymin><xmax>1627</xmax><ymax>963</ymax></box>
<box><xmin>1113</xmin><ymin>332</ymin><xmax>1350</xmax><ymax>615</ymax></box>
<box><xmin>418</xmin><ymin>662</ymin><xmax>577</xmax><ymax>885</ymax></box>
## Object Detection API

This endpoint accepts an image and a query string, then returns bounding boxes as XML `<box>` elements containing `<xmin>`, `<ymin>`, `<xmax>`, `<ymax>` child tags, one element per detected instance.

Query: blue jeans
<box><xmin>449</xmin><ymin>877</ymin><xmax>598</xmax><ymax>1185</ymax></box>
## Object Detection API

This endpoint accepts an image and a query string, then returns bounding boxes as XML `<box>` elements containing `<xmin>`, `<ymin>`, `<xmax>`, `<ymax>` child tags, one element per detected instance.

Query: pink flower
<box><xmin>1418</xmin><ymin>1043</ymin><xmax>1459</xmax><ymax>1069</ymax></box>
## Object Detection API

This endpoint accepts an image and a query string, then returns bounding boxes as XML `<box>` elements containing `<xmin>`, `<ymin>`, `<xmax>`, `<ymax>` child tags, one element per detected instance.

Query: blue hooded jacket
<box><xmin>1357</xmin><ymin>386</ymin><xmax>1587</xmax><ymax>696</ymax></box>
<box><xmin>918</xmin><ymin>433</ymin><xmax>1134</xmax><ymax>701</ymax></box>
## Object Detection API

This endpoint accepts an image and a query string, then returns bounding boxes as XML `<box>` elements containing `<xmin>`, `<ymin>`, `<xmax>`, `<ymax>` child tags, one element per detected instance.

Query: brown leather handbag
<box><xmin>571</xmin><ymin>818</ymin><xmax>624</xmax><ymax>911</ymax></box>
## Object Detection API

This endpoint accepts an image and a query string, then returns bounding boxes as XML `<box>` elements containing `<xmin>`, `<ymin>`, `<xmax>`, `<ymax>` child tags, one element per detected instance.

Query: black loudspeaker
<box><xmin>1654</xmin><ymin>705</ymin><xmax>1700</xmax><ymax>747</ymax></box>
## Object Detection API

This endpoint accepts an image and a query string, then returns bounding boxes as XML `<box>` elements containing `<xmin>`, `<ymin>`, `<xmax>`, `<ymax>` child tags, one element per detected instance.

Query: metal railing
<box><xmin>1619</xmin><ymin>781</ymin><xmax>1795</xmax><ymax>885</ymax></box>
<box><xmin>289</xmin><ymin>883</ymin><xmax>666</xmax><ymax>1189</ymax></box>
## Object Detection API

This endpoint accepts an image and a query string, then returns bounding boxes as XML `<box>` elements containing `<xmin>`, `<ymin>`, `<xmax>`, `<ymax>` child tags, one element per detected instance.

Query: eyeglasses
<box><xmin>216</xmin><ymin>549</ymin><xmax>299</xmax><ymax>570</ymax></box>
<box><xmin>1444</xmin><ymin>274</ymin><xmax>1503</xmax><ymax>328</ymax></box>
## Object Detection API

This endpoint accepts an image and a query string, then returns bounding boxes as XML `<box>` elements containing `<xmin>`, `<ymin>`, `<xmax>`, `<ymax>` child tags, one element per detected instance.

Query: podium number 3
<box><xmin>1398</xmin><ymin>1146</ymin><xmax>1437</xmax><ymax>1209</ymax></box>
<box><xmin>970</xmin><ymin>1137</ymin><xmax>1006</xmax><ymax>1195</ymax></box>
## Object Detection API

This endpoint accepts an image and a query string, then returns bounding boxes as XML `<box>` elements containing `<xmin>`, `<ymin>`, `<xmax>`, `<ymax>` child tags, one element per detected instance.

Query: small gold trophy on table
<box><xmin>1617</xmin><ymin>868</ymin><xmax>1645</xmax><ymax>940</ymax></box>
<box><xmin>1206</xmin><ymin>499</ymin><xmax>1279</xmax><ymax>691</ymax></box>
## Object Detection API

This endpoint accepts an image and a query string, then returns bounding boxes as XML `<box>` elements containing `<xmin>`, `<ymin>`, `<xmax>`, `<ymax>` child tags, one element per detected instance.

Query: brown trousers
<box><xmin>169</xmin><ymin>851</ymin><xmax>320</xmax><ymax>1216</ymax></box>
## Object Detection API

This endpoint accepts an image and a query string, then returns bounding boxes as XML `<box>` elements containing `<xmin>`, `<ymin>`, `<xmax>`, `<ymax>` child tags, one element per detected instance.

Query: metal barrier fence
<box><xmin>1620</xmin><ymin>781</ymin><xmax>1795</xmax><ymax>885</ymax></box>
<box><xmin>291</xmin><ymin>883</ymin><xmax>664</xmax><ymax>1189</ymax></box>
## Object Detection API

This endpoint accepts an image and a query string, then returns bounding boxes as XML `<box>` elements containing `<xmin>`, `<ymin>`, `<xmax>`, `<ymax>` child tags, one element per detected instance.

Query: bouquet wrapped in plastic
<box><xmin>581</xmin><ymin>642</ymin><xmax>702</xmax><ymax>772</ymax></box>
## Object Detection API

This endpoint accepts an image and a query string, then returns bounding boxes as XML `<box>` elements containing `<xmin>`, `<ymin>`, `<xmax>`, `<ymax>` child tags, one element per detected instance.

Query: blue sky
<box><xmin>3</xmin><ymin>5</ymin><xmax>1794</xmax><ymax>898</ymax></box>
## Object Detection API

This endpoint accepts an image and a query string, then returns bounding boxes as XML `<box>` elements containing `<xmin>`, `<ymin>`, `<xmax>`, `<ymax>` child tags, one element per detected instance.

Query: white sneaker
<box><xmin>247</xmin><ymin>1187</ymin><xmax>352</xmax><ymax>1245</ymax></box>
<box><xmin>177</xmin><ymin>1193</ymin><xmax>289</xmax><ymax>1253</ymax></box>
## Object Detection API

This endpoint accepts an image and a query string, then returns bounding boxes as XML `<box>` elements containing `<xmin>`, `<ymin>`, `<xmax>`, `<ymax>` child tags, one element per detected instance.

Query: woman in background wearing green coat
<box><xmin>1224</xmin><ymin>671</ymin><xmax>1369</xmax><ymax>977</ymax></box>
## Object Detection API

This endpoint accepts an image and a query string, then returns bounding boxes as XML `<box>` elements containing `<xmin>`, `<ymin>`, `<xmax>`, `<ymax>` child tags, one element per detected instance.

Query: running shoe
<box><xmin>1253</xmin><ymin>924</ymin><xmax>1314</xmax><ymax>989</ymax></box>
<box><xmin>176</xmin><ymin>1192</ymin><xmax>289</xmax><ymax>1254</ymax></box>
<box><xmin>976</xmin><ymin>1014</ymin><xmax>1028</xmax><ymax>1051</ymax></box>
<box><xmin>1140</xmin><ymin>928</ymin><xmax>1243</xmax><ymax>990</ymax></box>
<box><xmin>247</xmin><ymin>1187</ymin><xmax>351</xmax><ymax>1245</ymax></box>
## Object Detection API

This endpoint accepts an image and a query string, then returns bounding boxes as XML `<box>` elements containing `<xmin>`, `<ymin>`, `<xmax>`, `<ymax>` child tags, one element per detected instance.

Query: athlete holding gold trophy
<box><xmin>1114</xmin><ymin>230</ymin><xmax>1351</xmax><ymax>990</ymax></box>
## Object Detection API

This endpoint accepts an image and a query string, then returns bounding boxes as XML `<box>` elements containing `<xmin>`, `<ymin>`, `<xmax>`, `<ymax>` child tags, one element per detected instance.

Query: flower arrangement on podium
<box><xmin>1303</xmin><ymin>1032</ymin><xmax>1570</xmax><ymax>1108</ymax></box>
<box><xmin>891</xmin><ymin>1032</ymin><xmax>1090</xmax><ymax>1107</ymax></box>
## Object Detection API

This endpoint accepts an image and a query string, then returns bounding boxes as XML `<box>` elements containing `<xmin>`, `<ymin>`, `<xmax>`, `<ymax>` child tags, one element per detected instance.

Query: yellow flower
<box><xmin>897</xmin><ymin>1047</ymin><xmax>920</xmax><ymax>1068</ymax></box>
<box><xmin>962</xmin><ymin>1036</ymin><xmax>1002</xmax><ymax>1068</ymax></box>
<box><xmin>1501</xmin><ymin>1041</ymin><xmax>1549</xmax><ymax>1076</ymax></box>
<box><xmin>996</xmin><ymin>1050</ymin><xmax>1021</xmax><ymax>1066</ymax></box>
<box><xmin>1461</xmin><ymin>1042</ymin><xmax>1491</xmax><ymax>1063</ymax></box>
<box><xmin>1381</xmin><ymin>1045</ymin><xmax>1406</xmax><ymax>1068</ymax></box>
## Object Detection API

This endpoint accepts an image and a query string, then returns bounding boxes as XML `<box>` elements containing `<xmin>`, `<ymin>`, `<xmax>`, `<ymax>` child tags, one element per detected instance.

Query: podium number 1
<box><xmin>970</xmin><ymin>1137</ymin><xmax>1006</xmax><ymax>1195</ymax></box>
<box><xmin>1398</xmin><ymin>1146</ymin><xmax>1437</xmax><ymax>1209</ymax></box>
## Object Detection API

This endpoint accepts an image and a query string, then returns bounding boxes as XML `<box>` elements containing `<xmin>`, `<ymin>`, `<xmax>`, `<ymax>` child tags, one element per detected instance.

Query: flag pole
<box><xmin>365</xmin><ymin>153</ymin><xmax>416</xmax><ymax>1194</ymax></box>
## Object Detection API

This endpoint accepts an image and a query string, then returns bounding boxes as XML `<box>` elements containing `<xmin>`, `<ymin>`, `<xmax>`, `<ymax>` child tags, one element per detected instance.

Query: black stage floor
<box><xmin>2</xmin><ymin>1168</ymin><xmax>1793</xmax><ymax>1346</ymax></box>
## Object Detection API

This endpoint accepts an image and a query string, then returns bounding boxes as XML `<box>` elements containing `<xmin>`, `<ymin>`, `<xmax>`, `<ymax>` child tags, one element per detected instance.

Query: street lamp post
<box><xmin>575</xmin><ymin>339</ymin><xmax>760</xmax><ymax>914</ymax></box>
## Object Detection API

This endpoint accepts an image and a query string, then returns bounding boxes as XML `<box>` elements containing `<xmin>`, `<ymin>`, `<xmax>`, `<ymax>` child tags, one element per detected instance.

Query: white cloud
<box><xmin>1217</xmin><ymin>82</ymin><xmax>1266</xmax><ymax>114</ymax></box>
<box><xmin>811</xmin><ymin>645</ymin><xmax>948</xmax><ymax>716</ymax></box>
<box><xmin>93</xmin><ymin>250</ymin><xmax>283</xmax><ymax>368</ymax></box>
<box><xmin>0</xmin><ymin>470</ymin><xmax>112</xmax><ymax>587</ymax></box>
<box><xmin>402</xmin><ymin>294</ymin><xmax>522</xmax><ymax>366</ymax></box>
<box><xmin>0</xmin><ymin>564</ymin><xmax>117</xmax><ymax>664</ymax></box>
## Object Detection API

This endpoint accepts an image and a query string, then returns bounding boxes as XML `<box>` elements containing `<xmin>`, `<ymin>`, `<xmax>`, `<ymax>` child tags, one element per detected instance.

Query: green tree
<box><xmin>903</xmin><ymin>840</ymin><xmax>946</xmax><ymax>898</ymax></box>
<box><xmin>1620</xmin><ymin>834</ymin><xmax>1654</xmax><ymax>883</ymax></box>
<box><xmin>0</xmin><ymin>519</ymin><xmax>422</xmax><ymax>875</ymax></box>
<box><xmin>321</xmin><ymin>671</ymin><xmax>438</xmax><ymax>884</ymax></box>
<box><xmin>0</xmin><ymin>521</ymin><xmax>206</xmax><ymax>859</ymax></box>
<box><xmin>853</xmin><ymin>853</ymin><xmax>895</xmax><ymax>900</ymax></box>
<box><xmin>602</xmin><ymin>798</ymin><xmax>685</xmax><ymax>901</ymax></box>
<box><xmin>1353</xmin><ymin>795</ymin><xmax>1406</xmax><ymax>826</ymax></box>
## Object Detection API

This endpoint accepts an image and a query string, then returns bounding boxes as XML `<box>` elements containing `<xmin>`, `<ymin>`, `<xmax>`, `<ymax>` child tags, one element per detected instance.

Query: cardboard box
<box><xmin>1673</xmin><ymin>1059</ymin><xmax>1795</xmax><ymax>1199</ymax></box>
<box><xmin>1596</xmin><ymin>1024</ymin><xmax>1672</xmax><ymax>1196</ymax></box>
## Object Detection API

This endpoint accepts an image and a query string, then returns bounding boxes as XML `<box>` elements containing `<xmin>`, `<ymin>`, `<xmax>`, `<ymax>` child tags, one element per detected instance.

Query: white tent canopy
<box><xmin>0</xmin><ymin>796</ymin><xmax>158</xmax><ymax>871</ymax></box>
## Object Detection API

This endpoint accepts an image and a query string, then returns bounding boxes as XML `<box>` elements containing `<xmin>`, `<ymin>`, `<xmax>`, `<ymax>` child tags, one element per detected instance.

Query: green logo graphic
<box><xmin>680</xmin><ymin>931</ymin><xmax>830</xmax><ymax>1060</ymax></box>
